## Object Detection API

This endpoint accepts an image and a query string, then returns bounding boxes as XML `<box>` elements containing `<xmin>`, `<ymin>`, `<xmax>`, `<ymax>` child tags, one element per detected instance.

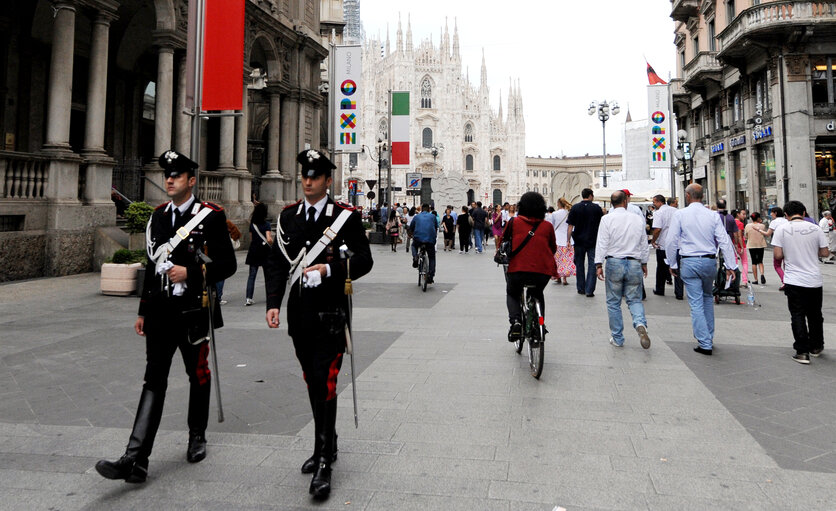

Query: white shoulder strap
<box><xmin>288</xmin><ymin>208</ymin><xmax>353</xmax><ymax>286</ymax></box>
<box><xmin>147</xmin><ymin>205</ymin><xmax>213</xmax><ymax>264</ymax></box>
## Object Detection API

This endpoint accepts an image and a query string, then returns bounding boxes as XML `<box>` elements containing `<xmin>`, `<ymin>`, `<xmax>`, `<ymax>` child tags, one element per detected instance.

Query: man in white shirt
<box><xmin>664</xmin><ymin>184</ymin><xmax>737</xmax><ymax>356</ymax></box>
<box><xmin>595</xmin><ymin>191</ymin><xmax>651</xmax><ymax>349</ymax></box>
<box><xmin>650</xmin><ymin>194</ymin><xmax>682</xmax><ymax>298</ymax></box>
<box><xmin>772</xmin><ymin>200</ymin><xmax>829</xmax><ymax>364</ymax></box>
<box><xmin>758</xmin><ymin>207</ymin><xmax>789</xmax><ymax>289</ymax></box>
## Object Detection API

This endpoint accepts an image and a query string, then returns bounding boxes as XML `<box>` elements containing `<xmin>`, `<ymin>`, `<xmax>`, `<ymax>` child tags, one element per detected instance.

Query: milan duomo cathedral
<box><xmin>355</xmin><ymin>17</ymin><xmax>526</xmax><ymax>208</ymax></box>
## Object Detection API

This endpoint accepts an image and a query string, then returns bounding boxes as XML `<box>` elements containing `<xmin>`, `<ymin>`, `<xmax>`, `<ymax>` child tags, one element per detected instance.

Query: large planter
<box><xmin>101</xmin><ymin>262</ymin><xmax>143</xmax><ymax>296</ymax></box>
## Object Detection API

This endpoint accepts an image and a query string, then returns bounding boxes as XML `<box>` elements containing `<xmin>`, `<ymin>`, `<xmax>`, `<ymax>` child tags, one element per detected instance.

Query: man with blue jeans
<box><xmin>567</xmin><ymin>188</ymin><xmax>604</xmax><ymax>297</ymax></box>
<box><xmin>664</xmin><ymin>184</ymin><xmax>737</xmax><ymax>356</ymax></box>
<box><xmin>594</xmin><ymin>191</ymin><xmax>651</xmax><ymax>348</ymax></box>
<box><xmin>409</xmin><ymin>204</ymin><xmax>438</xmax><ymax>284</ymax></box>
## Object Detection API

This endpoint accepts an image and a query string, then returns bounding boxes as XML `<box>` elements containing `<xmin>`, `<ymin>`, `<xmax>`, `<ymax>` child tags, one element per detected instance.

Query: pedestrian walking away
<box><xmin>818</xmin><ymin>210</ymin><xmax>835</xmax><ymax>262</ymax></box>
<box><xmin>244</xmin><ymin>202</ymin><xmax>274</xmax><ymax>306</ymax></box>
<box><xmin>263</xmin><ymin>150</ymin><xmax>373</xmax><ymax>500</ymax></box>
<box><xmin>745</xmin><ymin>212</ymin><xmax>768</xmax><ymax>284</ymax></box>
<box><xmin>95</xmin><ymin>150</ymin><xmax>237</xmax><ymax>483</ymax></box>
<box><xmin>594</xmin><ymin>191</ymin><xmax>651</xmax><ymax>349</ymax></box>
<box><xmin>551</xmin><ymin>197</ymin><xmax>575</xmax><ymax>285</ymax></box>
<box><xmin>664</xmin><ymin>184</ymin><xmax>737</xmax><ymax>356</ymax></box>
<box><xmin>758</xmin><ymin>207</ymin><xmax>789</xmax><ymax>289</ymax></box>
<box><xmin>733</xmin><ymin>209</ymin><xmax>750</xmax><ymax>286</ymax></box>
<box><xmin>567</xmin><ymin>188</ymin><xmax>604</xmax><ymax>297</ymax></box>
<box><xmin>457</xmin><ymin>206</ymin><xmax>472</xmax><ymax>253</ymax></box>
<box><xmin>771</xmin><ymin>200</ymin><xmax>829</xmax><ymax>365</ymax></box>
<box><xmin>650</xmin><ymin>194</ymin><xmax>683</xmax><ymax>298</ymax></box>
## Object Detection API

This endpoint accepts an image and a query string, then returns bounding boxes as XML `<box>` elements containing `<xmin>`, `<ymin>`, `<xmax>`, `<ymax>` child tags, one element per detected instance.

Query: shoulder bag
<box><xmin>494</xmin><ymin>218</ymin><xmax>541</xmax><ymax>265</ymax></box>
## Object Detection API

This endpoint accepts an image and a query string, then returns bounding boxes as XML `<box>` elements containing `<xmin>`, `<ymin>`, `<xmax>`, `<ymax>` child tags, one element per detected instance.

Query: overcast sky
<box><xmin>358</xmin><ymin>0</ymin><xmax>676</xmax><ymax>158</ymax></box>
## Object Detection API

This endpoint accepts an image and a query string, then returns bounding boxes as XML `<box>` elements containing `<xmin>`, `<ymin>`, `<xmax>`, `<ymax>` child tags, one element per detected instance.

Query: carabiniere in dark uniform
<box><xmin>264</xmin><ymin>150</ymin><xmax>373</xmax><ymax>500</ymax></box>
<box><xmin>95</xmin><ymin>150</ymin><xmax>236</xmax><ymax>483</ymax></box>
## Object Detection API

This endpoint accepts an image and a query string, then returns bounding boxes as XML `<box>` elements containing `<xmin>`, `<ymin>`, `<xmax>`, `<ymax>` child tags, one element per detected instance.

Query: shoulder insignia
<box><xmin>155</xmin><ymin>201</ymin><xmax>171</xmax><ymax>211</ymax></box>
<box><xmin>283</xmin><ymin>200</ymin><xmax>303</xmax><ymax>210</ymax></box>
<box><xmin>201</xmin><ymin>201</ymin><xmax>223</xmax><ymax>212</ymax></box>
<box><xmin>334</xmin><ymin>201</ymin><xmax>356</xmax><ymax>212</ymax></box>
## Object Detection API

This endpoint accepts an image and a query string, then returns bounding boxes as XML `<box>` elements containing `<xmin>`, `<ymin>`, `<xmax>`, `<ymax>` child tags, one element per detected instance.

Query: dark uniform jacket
<box><xmin>139</xmin><ymin>198</ymin><xmax>237</xmax><ymax>324</ymax></box>
<box><xmin>264</xmin><ymin>197</ymin><xmax>373</xmax><ymax>340</ymax></box>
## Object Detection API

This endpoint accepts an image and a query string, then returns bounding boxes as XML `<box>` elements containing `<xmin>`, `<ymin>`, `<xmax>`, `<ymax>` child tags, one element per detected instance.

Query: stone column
<box><xmin>44</xmin><ymin>2</ymin><xmax>76</xmax><ymax>151</ymax></box>
<box><xmin>174</xmin><ymin>53</ymin><xmax>190</xmax><ymax>155</ymax></box>
<box><xmin>281</xmin><ymin>95</ymin><xmax>301</xmax><ymax>200</ymax></box>
<box><xmin>266</xmin><ymin>92</ymin><xmax>281</xmax><ymax>175</ymax></box>
<box><xmin>218</xmin><ymin>113</ymin><xmax>235</xmax><ymax>171</ymax></box>
<box><xmin>154</xmin><ymin>46</ymin><xmax>175</xmax><ymax>157</ymax></box>
<box><xmin>83</xmin><ymin>11</ymin><xmax>118</xmax><ymax>208</ymax></box>
<box><xmin>236</xmin><ymin>86</ymin><xmax>252</xmax><ymax>211</ymax></box>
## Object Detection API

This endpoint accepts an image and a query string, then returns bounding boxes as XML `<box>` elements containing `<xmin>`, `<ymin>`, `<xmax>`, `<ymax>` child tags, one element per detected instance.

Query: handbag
<box><xmin>494</xmin><ymin>218</ymin><xmax>541</xmax><ymax>265</ymax></box>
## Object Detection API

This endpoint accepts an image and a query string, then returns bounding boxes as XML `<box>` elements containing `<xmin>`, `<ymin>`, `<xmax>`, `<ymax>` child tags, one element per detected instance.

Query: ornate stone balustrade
<box><xmin>719</xmin><ymin>1</ymin><xmax>836</xmax><ymax>54</ymax></box>
<box><xmin>199</xmin><ymin>172</ymin><xmax>224</xmax><ymax>202</ymax></box>
<box><xmin>0</xmin><ymin>152</ymin><xmax>49</xmax><ymax>199</ymax></box>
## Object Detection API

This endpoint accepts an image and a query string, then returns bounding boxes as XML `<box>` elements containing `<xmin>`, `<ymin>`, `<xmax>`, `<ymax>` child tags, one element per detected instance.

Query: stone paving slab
<box><xmin>3</xmin><ymin>246</ymin><xmax>836</xmax><ymax>509</ymax></box>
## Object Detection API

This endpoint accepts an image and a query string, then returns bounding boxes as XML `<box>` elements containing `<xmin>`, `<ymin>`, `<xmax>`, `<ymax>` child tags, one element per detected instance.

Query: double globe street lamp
<box><xmin>588</xmin><ymin>100</ymin><xmax>620</xmax><ymax>189</ymax></box>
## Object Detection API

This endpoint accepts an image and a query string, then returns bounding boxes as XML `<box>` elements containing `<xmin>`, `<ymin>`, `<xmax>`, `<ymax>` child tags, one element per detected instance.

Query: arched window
<box><xmin>493</xmin><ymin>189</ymin><xmax>502</xmax><ymax>205</ymax></box>
<box><xmin>378</xmin><ymin>118</ymin><xmax>388</xmax><ymax>140</ymax></box>
<box><xmin>422</xmin><ymin>128</ymin><xmax>433</xmax><ymax>148</ymax></box>
<box><xmin>465</xmin><ymin>154</ymin><xmax>474</xmax><ymax>171</ymax></box>
<box><xmin>534</xmin><ymin>185</ymin><xmax>539</xmax><ymax>193</ymax></box>
<box><xmin>464</xmin><ymin>123</ymin><xmax>473</xmax><ymax>142</ymax></box>
<box><xmin>493</xmin><ymin>155</ymin><xmax>501</xmax><ymax>171</ymax></box>
<box><xmin>542</xmin><ymin>185</ymin><xmax>548</xmax><ymax>195</ymax></box>
<box><xmin>421</xmin><ymin>77</ymin><xmax>432</xmax><ymax>108</ymax></box>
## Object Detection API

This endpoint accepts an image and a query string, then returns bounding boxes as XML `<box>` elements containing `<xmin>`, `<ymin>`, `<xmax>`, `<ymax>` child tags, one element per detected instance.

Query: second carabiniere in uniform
<box><xmin>264</xmin><ymin>150</ymin><xmax>373</xmax><ymax>500</ymax></box>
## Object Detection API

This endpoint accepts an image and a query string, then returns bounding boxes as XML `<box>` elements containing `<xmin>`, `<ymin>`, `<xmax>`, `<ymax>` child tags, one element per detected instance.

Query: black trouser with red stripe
<box><xmin>142</xmin><ymin>302</ymin><xmax>212</xmax><ymax>444</ymax></box>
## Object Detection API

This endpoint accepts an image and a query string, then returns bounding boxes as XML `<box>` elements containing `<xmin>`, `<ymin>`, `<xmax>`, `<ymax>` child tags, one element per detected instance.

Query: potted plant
<box><xmin>125</xmin><ymin>201</ymin><xmax>154</xmax><ymax>250</ymax></box>
<box><xmin>101</xmin><ymin>248</ymin><xmax>147</xmax><ymax>296</ymax></box>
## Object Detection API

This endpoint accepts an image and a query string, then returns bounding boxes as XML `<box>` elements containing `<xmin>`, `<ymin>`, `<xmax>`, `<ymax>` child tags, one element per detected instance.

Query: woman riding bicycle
<box><xmin>499</xmin><ymin>192</ymin><xmax>557</xmax><ymax>341</ymax></box>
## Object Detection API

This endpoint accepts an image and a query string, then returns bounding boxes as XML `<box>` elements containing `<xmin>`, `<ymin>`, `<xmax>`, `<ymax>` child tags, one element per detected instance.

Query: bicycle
<box><xmin>416</xmin><ymin>243</ymin><xmax>429</xmax><ymax>292</ymax></box>
<box><xmin>513</xmin><ymin>284</ymin><xmax>546</xmax><ymax>379</ymax></box>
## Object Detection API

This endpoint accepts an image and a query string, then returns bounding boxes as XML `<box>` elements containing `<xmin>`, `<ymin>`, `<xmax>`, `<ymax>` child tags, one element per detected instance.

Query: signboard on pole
<box><xmin>334</xmin><ymin>45</ymin><xmax>361</xmax><ymax>153</ymax></box>
<box><xmin>390</xmin><ymin>91</ymin><xmax>410</xmax><ymax>167</ymax></box>
<box><xmin>648</xmin><ymin>84</ymin><xmax>670</xmax><ymax>169</ymax></box>
<box><xmin>406</xmin><ymin>172</ymin><xmax>422</xmax><ymax>190</ymax></box>
<box><xmin>202</xmin><ymin>0</ymin><xmax>245</xmax><ymax>110</ymax></box>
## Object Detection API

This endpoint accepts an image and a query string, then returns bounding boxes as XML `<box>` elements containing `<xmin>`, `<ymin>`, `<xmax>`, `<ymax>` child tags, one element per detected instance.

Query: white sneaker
<box><xmin>219</xmin><ymin>299</ymin><xmax>228</xmax><ymax>305</ymax></box>
<box><xmin>245</xmin><ymin>298</ymin><xmax>253</xmax><ymax>306</ymax></box>
<box><xmin>609</xmin><ymin>337</ymin><xmax>623</xmax><ymax>348</ymax></box>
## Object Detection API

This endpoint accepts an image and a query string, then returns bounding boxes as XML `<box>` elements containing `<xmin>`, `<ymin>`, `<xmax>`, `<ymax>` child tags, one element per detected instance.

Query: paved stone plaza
<box><xmin>1</xmin><ymin>243</ymin><xmax>835</xmax><ymax>510</ymax></box>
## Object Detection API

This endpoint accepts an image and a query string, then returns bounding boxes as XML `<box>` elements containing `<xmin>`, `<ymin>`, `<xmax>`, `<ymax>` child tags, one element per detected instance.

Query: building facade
<box><xmin>1</xmin><ymin>0</ymin><xmax>334</xmax><ymax>281</ymax></box>
<box><xmin>353</xmin><ymin>17</ymin><xmax>526</xmax><ymax>208</ymax></box>
<box><xmin>670</xmin><ymin>0</ymin><xmax>836</xmax><ymax>219</ymax></box>
<box><xmin>527</xmin><ymin>154</ymin><xmax>623</xmax><ymax>206</ymax></box>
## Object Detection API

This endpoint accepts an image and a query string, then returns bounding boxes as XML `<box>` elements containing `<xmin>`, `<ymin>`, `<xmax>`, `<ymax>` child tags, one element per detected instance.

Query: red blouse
<box><xmin>503</xmin><ymin>215</ymin><xmax>557</xmax><ymax>275</ymax></box>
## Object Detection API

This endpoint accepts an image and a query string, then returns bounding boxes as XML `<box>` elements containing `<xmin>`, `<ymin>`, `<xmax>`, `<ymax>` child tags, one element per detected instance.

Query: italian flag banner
<box><xmin>390</xmin><ymin>91</ymin><xmax>410</xmax><ymax>167</ymax></box>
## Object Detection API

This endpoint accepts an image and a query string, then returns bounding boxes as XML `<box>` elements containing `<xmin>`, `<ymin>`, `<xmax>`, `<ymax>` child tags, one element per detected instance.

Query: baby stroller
<box><xmin>713</xmin><ymin>254</ymin><xmax>741</xmax><ymax>304</ymax></box>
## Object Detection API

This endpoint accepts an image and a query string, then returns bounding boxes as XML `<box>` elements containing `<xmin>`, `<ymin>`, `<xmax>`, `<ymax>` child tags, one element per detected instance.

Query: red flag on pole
<box><xmin>202</xmin><ymin>0</ymin><xmax>245</xmax><ymax>111</ymax></box>
<box><xmin>647</xmin><ymin>62</ymin><xmax>667</xmax><ymax>85</ymax></box>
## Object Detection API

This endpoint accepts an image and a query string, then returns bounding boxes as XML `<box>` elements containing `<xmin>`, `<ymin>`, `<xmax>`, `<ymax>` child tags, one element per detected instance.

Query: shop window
<box><xmin>812</xmin><ymin>57</ymin><xmax>836</xmax><ymax>105</ymax></box>
<box><xmin>758</xmin><ymin>143</ymin><xmax>777</xmax><ymax>220</ymax></box>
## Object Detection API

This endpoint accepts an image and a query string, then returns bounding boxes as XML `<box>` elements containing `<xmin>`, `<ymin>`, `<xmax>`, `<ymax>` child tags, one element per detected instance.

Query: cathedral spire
<box><xmin>396</xmin><ymin>13</ymin><xmax>403</xmax><ymax>54</ymax></box>
<box><xmin>385</xmin><ymin>24</ymin><xmax>390</xmax><ymax>56</ymax></box>
<box><xmin>453</xmin><ymin>18</ymin><xmax>460</xmax><ymax>61</ymax></box>
<box><xmin>442</xmin><ymin>18</ymin><xmax>450</xmax><ymax>59</ymax></box>
<box><xmin>498</xmin><ymin>92</ymin><xmax>503</xmax><ymax>127</ymax></box>
<box><xmin>480</xmin><ymin>48</ymin><xmax>488</xmax><ymax>90</ymax></box>
<box><xmin>406</xmin><ymin>13</ymin><xmax>413</xmax><ymax>55</ymax></box>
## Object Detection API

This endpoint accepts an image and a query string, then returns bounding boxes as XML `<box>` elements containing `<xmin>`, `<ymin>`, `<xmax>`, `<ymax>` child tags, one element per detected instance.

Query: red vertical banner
<box><xmin>202</xmin><ymin>0</ymin><xmax>245</xmax><ymax>111</ymax></box>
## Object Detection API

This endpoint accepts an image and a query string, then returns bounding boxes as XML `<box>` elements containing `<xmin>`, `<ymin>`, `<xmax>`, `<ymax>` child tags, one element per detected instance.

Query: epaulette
<box><xmin>201</xmin><ymin>201</ymin><xmax>223</xmax><ymax>212</ymax></box>
<box><xmin>283</xmin><ymin>200</ymin><xmax>303</xmax><ymax>210</ymax></box>
<box><xmin>155</xmin><ymin>201</ymin><xmax>171</xmax><ymax>211</ymax></box>
<box><xmin>334</xmin><ymin>201</ymin><xmax>356</xmax><ymax>212</ymax></box>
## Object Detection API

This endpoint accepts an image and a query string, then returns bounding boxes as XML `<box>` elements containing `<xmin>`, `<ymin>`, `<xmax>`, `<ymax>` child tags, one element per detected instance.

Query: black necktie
<box><xmin>307</xmin><ymin>206</ymin><xmax>317</xmax><ymax>227</ymax></box>
<box><xmin>173</xmin><ymin>208</ymin><xmax>182</xmax><ymax>229</ymax></box>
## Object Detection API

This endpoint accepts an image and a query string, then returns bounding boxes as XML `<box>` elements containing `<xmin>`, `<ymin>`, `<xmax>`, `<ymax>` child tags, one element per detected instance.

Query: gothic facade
<box><xmin>352</xmin><ymin>17</ymin><xmax>526</xmax><ymax>208</ymax></box>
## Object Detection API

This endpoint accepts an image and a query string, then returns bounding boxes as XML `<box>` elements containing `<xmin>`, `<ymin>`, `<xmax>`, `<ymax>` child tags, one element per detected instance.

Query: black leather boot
<box><xmin>95</xmin><ymin>388</ymin><xmax>164</xmax><ymax>483</ymax></box>
<box><xmin>186</xmin><ymin>376</ymin><xmax>210</xmax><ymax>463</ymax></box>
<box><xmin>301</xmin><ymin>397</ymin><xmax>338</xmax><ymax>474</ymax></box>
<box><xmin>309</xmin><ymin>399</ymin><xmax>337</xmax><ymax>499</ymax></box>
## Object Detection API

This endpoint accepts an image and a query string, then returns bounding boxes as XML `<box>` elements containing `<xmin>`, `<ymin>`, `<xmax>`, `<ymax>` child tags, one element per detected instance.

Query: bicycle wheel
<box><xmin>527</xmin><ymin>296</ymin><xmax>545</xmax><ymax>379</ymax></box>
<box><xmin>418</xmin><ymin>255</ymin><xmax>424</xmax><ymax>287</ymax></box>
<box><xmin>421</xmin><ymin>252</ymin><xmax>429</xmax><ymax>292</ymax></box>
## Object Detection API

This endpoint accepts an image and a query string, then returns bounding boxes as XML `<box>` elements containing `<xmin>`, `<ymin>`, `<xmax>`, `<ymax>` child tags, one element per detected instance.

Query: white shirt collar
<box><xmin>304</xmin><ymin>195</ymin><xmax>329</xmax><ymax>221</ymax></box>
<box><xmin>167</xmin><ymin>196</ymin><xmax>196</xmax><ymax>218</ymax></box>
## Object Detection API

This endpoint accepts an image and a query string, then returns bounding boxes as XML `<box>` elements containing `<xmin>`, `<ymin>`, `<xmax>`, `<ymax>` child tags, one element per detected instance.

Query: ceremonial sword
<box><xmin>340</xmin><ymin>245</ymin><xmax>359</xmax><ymax>428</ymax></box>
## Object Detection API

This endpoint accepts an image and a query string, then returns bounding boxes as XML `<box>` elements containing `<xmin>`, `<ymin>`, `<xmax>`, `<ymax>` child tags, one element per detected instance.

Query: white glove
<box><xmin>303</xmin><ymin>269</ymin><xmax>322</xmax><ymax>288</ymax></box>
<box><xmin>156</xmin><ymin>260</ymin><xmax>186</xmax><ymax>296</ymax></box>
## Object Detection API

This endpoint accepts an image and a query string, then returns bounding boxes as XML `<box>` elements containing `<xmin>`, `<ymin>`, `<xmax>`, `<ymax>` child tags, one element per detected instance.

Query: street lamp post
<box><xmin>588</xmin><ymin>100</ymin><xmax>620</xmax><ymax>189</ymax></box>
